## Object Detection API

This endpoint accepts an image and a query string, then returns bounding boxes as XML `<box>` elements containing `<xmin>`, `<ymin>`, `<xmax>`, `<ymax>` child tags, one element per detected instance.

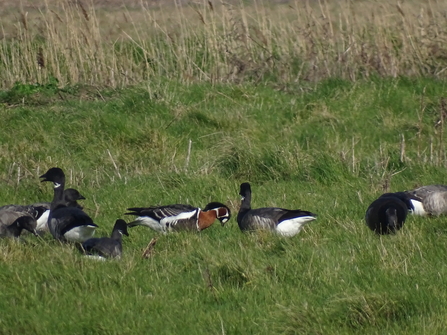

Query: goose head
<box><xmin>114</xmin><ymin>219</ymin><xmax>129</xmax><ymax>237</ymax></box>
<box><xmin>203</xmin><ymin>202</ymin><xmax>231</xmax><ymax>226</ymax></box>
<box><xmin>15</xmin><ymin>216</ymin><xmax>38</xmax><ymax>236</ymax></box>
<box><xmin>40</xmin><ymin>167</ymin><xmax>65</xmax><ymax>188</ymax></box>
<box><xmin>239</xmin><ymin>183</ymin><xmax>251</xmax><ymax>200</ymax></box>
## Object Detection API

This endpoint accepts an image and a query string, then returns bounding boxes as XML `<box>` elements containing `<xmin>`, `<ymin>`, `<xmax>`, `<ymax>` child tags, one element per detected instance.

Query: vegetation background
<box><xmin>1</xmin><ymin>0</ymin><xmax>447</xmax><ymax>334</ymax></box>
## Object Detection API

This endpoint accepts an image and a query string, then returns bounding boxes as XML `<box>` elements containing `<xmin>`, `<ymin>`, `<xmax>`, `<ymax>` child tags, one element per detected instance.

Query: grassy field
<box><xmin>2</xmin><ymin>0</ymin><xmax>447</xmax><ymax>334</ymax></box>
<box><xmin>1</xmin><ymin>77</ymin><xmax>447</xmax><ymax>334</ymax></box>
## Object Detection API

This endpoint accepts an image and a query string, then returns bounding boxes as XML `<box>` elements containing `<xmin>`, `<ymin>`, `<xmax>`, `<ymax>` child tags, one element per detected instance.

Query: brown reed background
<box><xmin>1</xmin><ymin>0</ymin><xmax>447</xmax><ymax>89</ymax></box>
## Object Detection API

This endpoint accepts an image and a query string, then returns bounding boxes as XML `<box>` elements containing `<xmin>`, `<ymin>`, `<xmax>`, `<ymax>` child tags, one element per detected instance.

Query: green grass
<box><xmin>1</xmin><ymin>77</ymin><xmax>447</xmax><ymax>334</ymax></box>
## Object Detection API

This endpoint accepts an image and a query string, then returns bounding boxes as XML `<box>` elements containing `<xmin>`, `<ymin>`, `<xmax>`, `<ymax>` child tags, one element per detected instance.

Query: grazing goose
<box><xmin>126</xmin><ymin>202</ymin><xmax>231</xmax><ymax>233</ymax></box>
<box><xmin>0</xmin><ymin>204</ymin><xmax>47</xmax><ymax>226</ymax></box>
<box><xmin>365</xmin><ymin>193</ymin><xmax>409</xmax><ymax>234</ymax></box>
<box><xmin>0</xmin><ymin>211</ymin><xmax>37</xmax><ymax>238</ymax></box>
<box><xmin>404</xmin><ymin>185</ymin><xmax>447</xmax><ymax>216</ymax></box>
<box><xmin>40</xmin><ymin>167</ymin><xmax>98</xmax><ymax>243</ymax></box>
<box><xmin>0</xmin><ymin>188</ymin><xmax>86</xmax><ymax>234</ymax></box>
<box><xmin>237</xmin><ymin>183</ymin><xmax>316</xmax><ymax>236</ymax></box>
<box><xmin>81</xmin><ymin>219</ymin><xmax>129</xmax><ymax>259</ymax></box>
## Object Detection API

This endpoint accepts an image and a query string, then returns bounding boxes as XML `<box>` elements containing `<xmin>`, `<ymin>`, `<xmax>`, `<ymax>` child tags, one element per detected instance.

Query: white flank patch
<box><xmin>84</xmin><ymin>255</ymin><xmax>107</xmax><ymax>261</ymax></box>
<box><xmin>64</xmin><ymin>225</ymin><xmax>96</xmax><ymax>243</ymax></box>
<box><xmin>161</xmin><ymin>209</ymin><xmax>198</xmax><ymax>228</ymax></box>
<box><xmin>276</xmin><ymin>216</ymin><xmax>316</xmax><ymax>237</ymax></box>
<box><xmin>410</xmin><ymin>199</ymin><xmax>427</xmax><ymax>216</ymax></box>
<box><xmin>36</xmin><ymin>210</ymin><xmax>50</xmax><ymax>231</ymax></box>
<box><xmin>135</xmin><ymin>217</ymin><xmax>167</xmax><ymax>233</ymax></box>
<box><xmin>134</xmin><ymin>209</ymin><xmax>198</xmax><ymax>232</ymax></box>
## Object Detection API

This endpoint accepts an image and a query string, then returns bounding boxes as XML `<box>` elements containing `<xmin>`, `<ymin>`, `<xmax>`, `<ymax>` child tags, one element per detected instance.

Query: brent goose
<box><xmin>30</xmin><ymin>188</ymin><xmax>86</xmax><ymax>233</ymax></box>
<box><xmin>126</xmin><ymin>202</ymin><xmax>231</xmax><ymax>233</ymax></box>
<box><xmin>365</xmin><ymin>193</ymin><xmax>410</xmax><ymax>234</ymax></box>
<box><xmin>0</xmin><ymin>188</ymin><xmax>86</xmax><ymax>234</ymax></box>
<box><xmin>404</xmin><ymin>185</ymin><xmax>447</xmax><ymax>216</ymax></box>
<box><xmin>237</xmin><ymin>183</ymin><xmax>316</xmax><ymax>236</ymax></box>
<box><xmin>0</xmin><ymin>211</ymin><xmax>38</xmax><ymax>238</ymax></box>
<box><xmin>40</xmin><ymin>167</ymin><xmax>98</xmax><ymax>243</ymax></box>
<box><xmin>81</xmin><ymin>219</ymin><xmax>129</xmax><ymax>259</ymax></box>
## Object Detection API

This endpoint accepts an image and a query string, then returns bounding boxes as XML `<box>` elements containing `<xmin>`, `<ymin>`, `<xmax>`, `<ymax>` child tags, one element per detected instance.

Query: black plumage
<box><xmin>365</xmin><ymin>193</ymin><xmax>409</xmax><ymax>234</ymax></box>
<box><xmin>81</xmin><ymin>219</ymin><xmax>129</xmax><ymax>259</ymax></box>
<box><xmin>237</xmin><ymin>183</ymin><xmax>316</xmax><ymax>236</ymax></box>
<box><xmin>40</xmin><ymin>167</ymin><xmax>98</xmax><ymax>243</ymax></box>
<box><xmin>0</xmin><ymin>211</ymin><xmax>37</xmax><ymax>238</ymax></box>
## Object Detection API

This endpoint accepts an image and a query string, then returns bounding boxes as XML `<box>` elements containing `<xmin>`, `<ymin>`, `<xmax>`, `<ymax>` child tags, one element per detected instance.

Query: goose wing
<box><xmin>239</xmin><ymin>207</ymin><xmax>288</xmax><ymax>231</ymax></box>
<box><xmin>50</xmin><ymin>207</ymin><xmax>97</xmax><ymax>239</ymax></box>
<box><xmin>126</xmin><ymin>204</ymin><xmax>199</xmax><ymax>231</ymax></box>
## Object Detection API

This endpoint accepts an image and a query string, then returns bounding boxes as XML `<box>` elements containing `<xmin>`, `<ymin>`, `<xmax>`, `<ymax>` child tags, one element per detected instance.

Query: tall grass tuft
<box><xmin>1</xmin><ymin>0</ymin><xmax>447</xmax><ymax>89</ymax></box>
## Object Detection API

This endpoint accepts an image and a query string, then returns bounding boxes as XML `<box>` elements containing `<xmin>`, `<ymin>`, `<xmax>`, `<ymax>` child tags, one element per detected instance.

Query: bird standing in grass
<box><xmin>81</xmin><ymin>219</ymin><xmax>129</xmax><ymax>259</ymax></box>
<box><xmin>237</xmin><ymin>182</ymin><xmax>316</xmax><ymax>236</ymax></box>
<box><xmin>126</xmin><ymin>202</ymin><xmax>231</xmax><ymax>233</ymax></box>
<box><xmin>39</xmin><ymin>167</ymin><xmax>98</xmax><ymax>243</ymax></box>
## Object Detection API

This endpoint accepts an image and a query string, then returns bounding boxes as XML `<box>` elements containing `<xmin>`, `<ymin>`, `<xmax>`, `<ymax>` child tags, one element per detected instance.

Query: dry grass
<box><xmin>1</xmin><ymin>0</ymin><xmax>447</xmax><ymax>89</ymax></box>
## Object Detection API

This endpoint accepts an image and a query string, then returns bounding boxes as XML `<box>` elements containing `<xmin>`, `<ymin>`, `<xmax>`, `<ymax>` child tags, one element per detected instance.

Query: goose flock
<box><xmin>1</xmin><ymin>166</ymin><xmax>446</xmax><ymax>259</ymax></box>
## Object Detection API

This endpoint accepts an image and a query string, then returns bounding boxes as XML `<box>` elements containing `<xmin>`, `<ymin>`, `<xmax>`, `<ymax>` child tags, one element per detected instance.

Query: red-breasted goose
<box><xmin>0</xmin><ymin>211</ymin><xmax>38</xmax><ymax>238</ymax></box>
<box><xmin>40</xmin><ymin>167</ymin><xmax>98</xmax><ymax>243</ymax></box>
<box><xmin>126</xmin><ymin>202</ymin><xmax>231</xmax><ymax>233</ymax></box>
<box><xmin>81</xmin><ymin>219</ymin><xmax>129</xmax><ymax>259</ymax></box>
<box><xmin>237</xmin><ymin>183</ymin><xmax>316</xmax><ymax>236</ymax></box>
<box><xmin>404</xmin><ymin>185</ymin><xmax>447</xmax><ymax>216</ymax></box>
<box><xmin>365</xmin><ymin>193</ymin><xmax>410</xmax><ymax>234</ymax></box>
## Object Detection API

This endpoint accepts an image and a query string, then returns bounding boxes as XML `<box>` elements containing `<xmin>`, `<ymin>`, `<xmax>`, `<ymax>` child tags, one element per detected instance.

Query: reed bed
<box><xmin>1</xmin><ymin>0</ymin><xmax>447</xmax><ymax>89</ymax></box>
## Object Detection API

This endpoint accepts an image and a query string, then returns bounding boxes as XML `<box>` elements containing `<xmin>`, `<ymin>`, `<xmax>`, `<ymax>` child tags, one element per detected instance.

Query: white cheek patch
<box><xmin>220</xmin><ymin>217</ymin><xmax>229</xmax><ymax>223</ymax></box>
<box><xmin>53</xmin><ymin>182</ymin><xmax>62</xmax><ymax>189</ymax></box>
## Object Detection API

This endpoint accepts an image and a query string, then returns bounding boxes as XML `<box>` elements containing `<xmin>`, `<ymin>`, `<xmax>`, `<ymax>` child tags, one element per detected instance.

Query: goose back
<box><xmin>405</xmin><ymin>185</ymin><xmax>447</xmax><ymax>216</ymax></box>
<box><xmin>365</xmin><ymin>195</ymin><xmax>408</xmax><ymax>234</ymax></box>
<box><xmin>82</xmin><ymin>219</ymin><xmax>129</xmax><ymax>259</ymax></box>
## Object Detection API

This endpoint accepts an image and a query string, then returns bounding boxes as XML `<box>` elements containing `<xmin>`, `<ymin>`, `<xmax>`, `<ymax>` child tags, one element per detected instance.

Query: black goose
<box><xmin>0</xmin><ymin>188</ymin><xmax>85</xmax><ymax>234</ymax></box>
<box><xmin>0</xmin><ymin>211</ymin><xmax>37</xmax><ymax>238</ymax></box>
<box><xmin>40</xmin><ymin>167</ymin><xmax>98</xmax><ymax>243</ymax></box>
<box><xmin>237</xmin><ymin>183</ymin><xmax>316</xmax><ymax>236</ymax></box>
<box><xmin>126</xmin><ymin>202</ymin><xmax>231</xmax><ymax>233</ymax></box>
<box><xmin>404</xmin><ymin>185</ymin><xmax>447</xmax><ymax>216</ymax></box>
<box><xmin>31</xmin><ymin>188</ymin><xmax>86</xmax><ymax>233</ymax></box>
<box><xmin>365</xmin><ymin>193</ymin><xmax>410</xmax><ymax>234</ymax></box>
<box><xmin>81</xmin><ymin>219</ymin><xmax>129</xmax><ymax>259</ymax></box>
